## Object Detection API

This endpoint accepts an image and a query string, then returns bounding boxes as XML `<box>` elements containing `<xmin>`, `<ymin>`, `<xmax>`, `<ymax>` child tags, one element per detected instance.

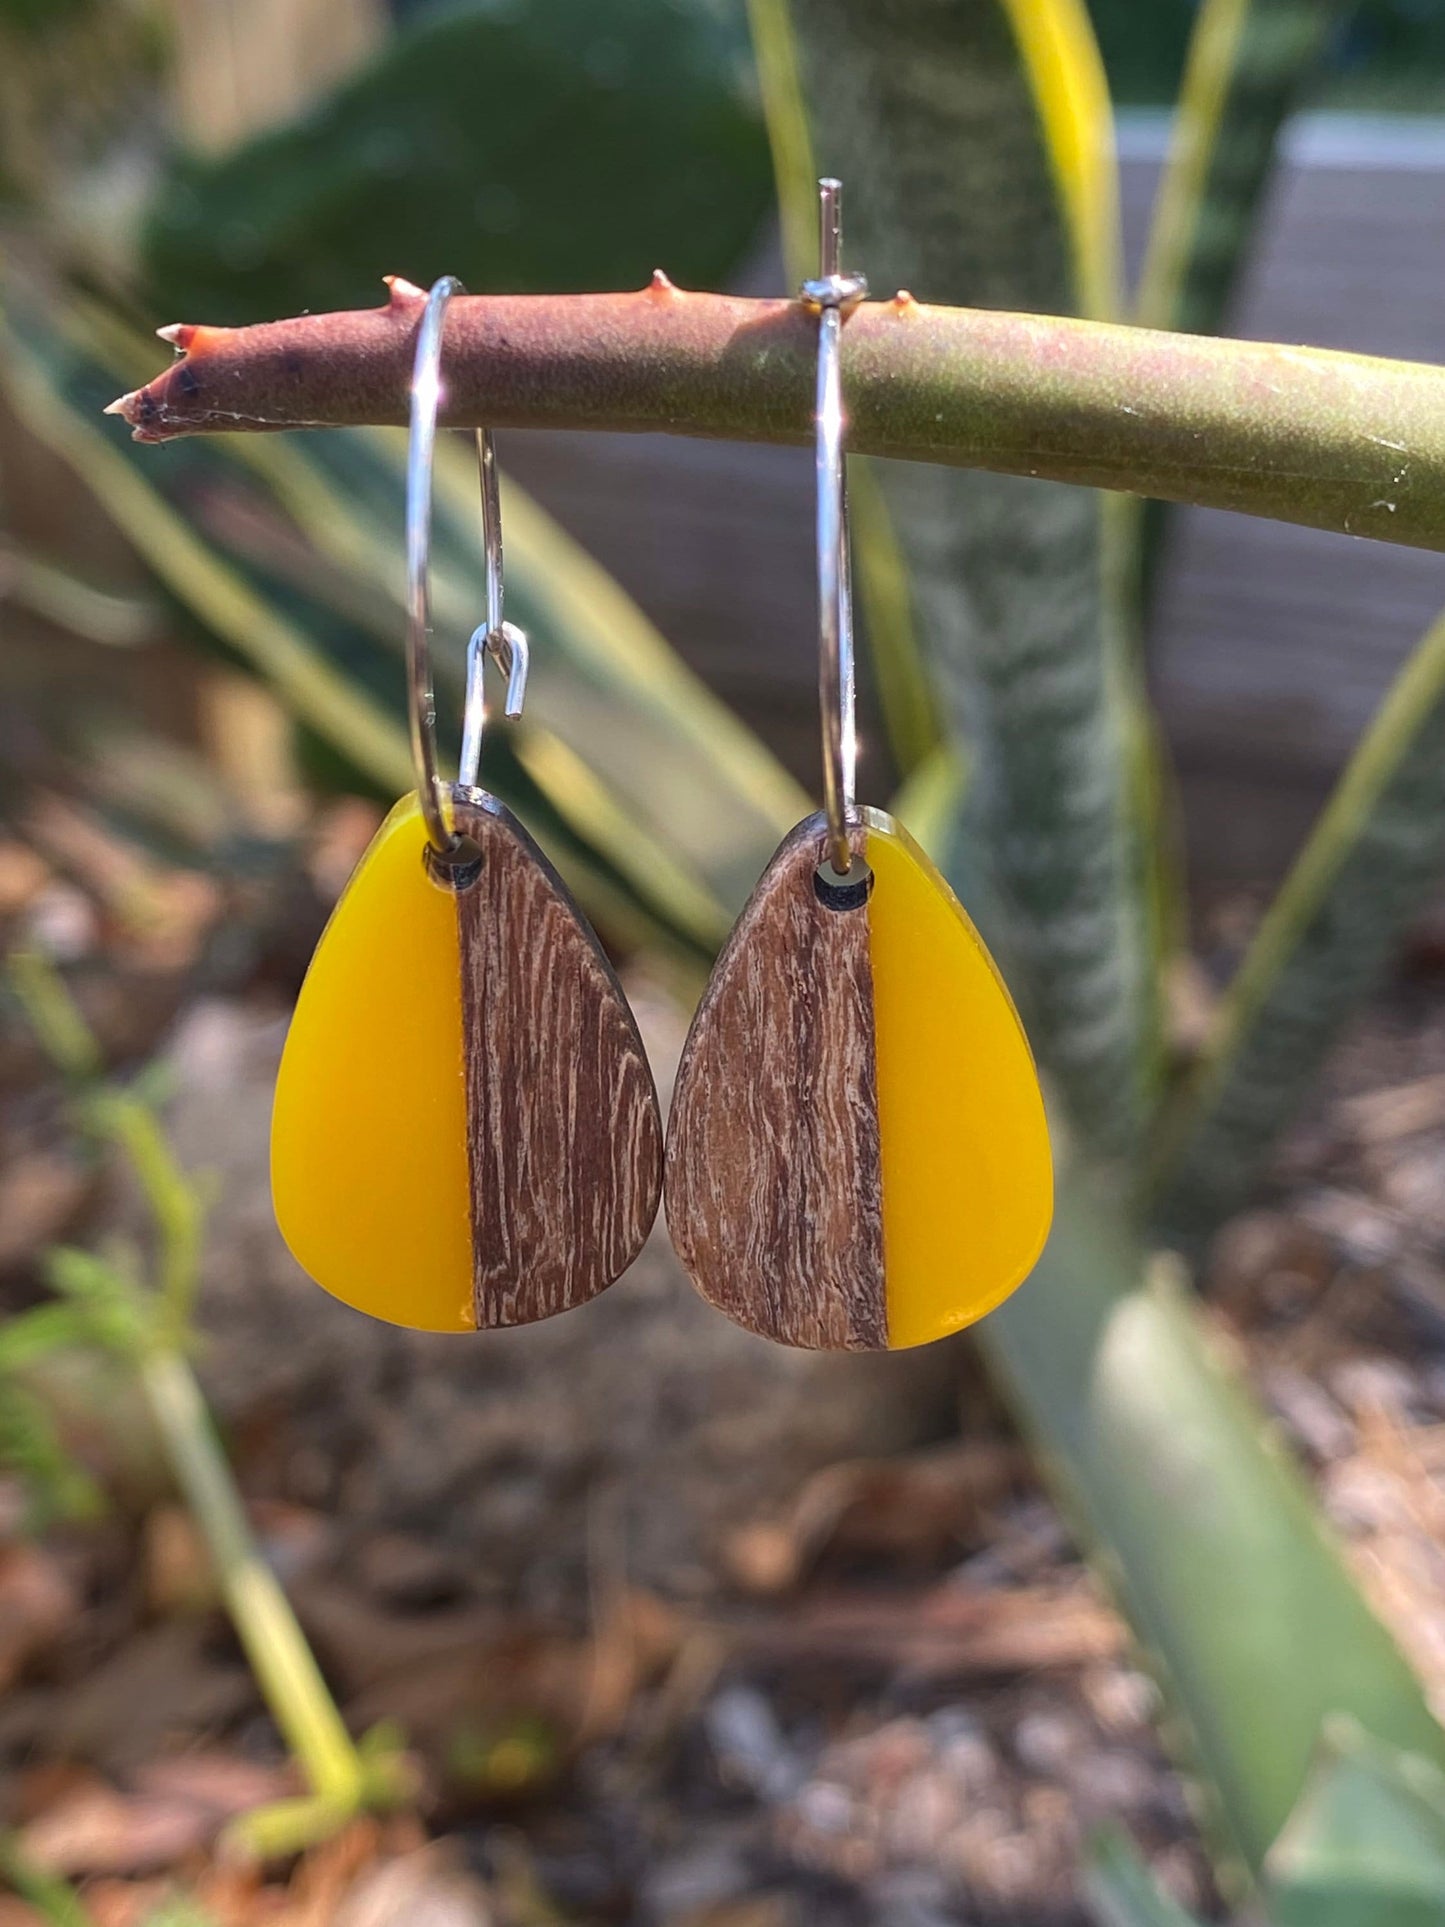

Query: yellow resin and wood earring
<box><xmin>665</xmin><ymin>184</ymin><xmax>1052</xmax><ymax>1352</ymax></box>
<box><xmin>271</xmin><ymin>278</ymin><xmax>662</xmax><ymax>1332</ymax></box>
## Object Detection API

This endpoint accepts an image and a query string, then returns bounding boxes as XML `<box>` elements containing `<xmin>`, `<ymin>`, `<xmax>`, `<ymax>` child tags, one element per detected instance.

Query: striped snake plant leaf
<box><xmin>987</xmin><ymin>1179</ymin><xmax>1445</xmax><ymax>1878</ymax></box>
<box><xmin>0</xmin><ymin>312</ymin><xmax>415</xmax><ymax>802</ymax></box>
<box><xmin>75</xmin><ymin>301</ymin><xmax>808</xmax><ymax>937</ymax></box>
<box><xmin>1130</xmin><ymin>0</ymin><xmax>1433</xmax><ymax>1240</ymax></box>
<box><xmin>1152</xmin><ymin>600</ymin><xmax>1445</xmax><ymax>1239</ymax></box>
<box><xmin>0</xmin><ymin>321</ymin><xmax>660</xmax><ymax>957</ymax></box>
<box><xmin>214</xmin><ymin>418</ymin><xmax>806</xmax><ymax>945</ymax></box>
<box><xmin>1135</xmin><ymin>0</ymin><xmax>1354</xmax><ymax>341</ymax></box>
<box><xmin>0</xmin><ymin>536</ymin><xmax>156</xmax><ymax>647</ymax></box>
<box><xmin>0</xmin><ymin>294</ymin><xmax>802</xmax><ymax>959</ymax></box>
<box><xmin>761</xmin><ymin>0</ymin><xmax>1156</xmax><ymax>1163</ymax></box>
<box><xmin>878</xmin><ymin>532</ymin><xmax>1445</xmax><ymax>1900</ymax></box>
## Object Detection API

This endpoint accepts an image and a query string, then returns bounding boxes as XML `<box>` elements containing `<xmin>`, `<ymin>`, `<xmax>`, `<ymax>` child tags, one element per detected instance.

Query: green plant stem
<box><xmin>92</xmin><ymin>1093</ymin><xmax>205</xmax><ymax>1340</ymax></box>
<box><xmin>6</xmin><ymin>951</ymin><xmax>372</xmax><ymax>1824</ymax></box>
<box><xmin>1150</xmin><ymin>599</ymin><xmax>1445</xmax><ymax>1236</ymax></box>
<box><xmin>111</xmin><ymin>287</ymin><xmax>1445</xmax><ymax>555</ymax></box>
<box><xmin>139</xmin><ymin>1349</ymin><xmax>365</xmax><ymax>1811</ymax></box>
<box><xmin>10</xmin><ymin>952</ymin><xmax>201</xmax><ymax>1337</ymax></box>
<box><xmin>7</xmin><ymin>950</ymin><xmax>102</xmax><ymax>1081</ymax></box>
<box><xmin>0</xmin><ymin>1833</ymin><xmax>93</xmax><ymax>1927</ymax></box>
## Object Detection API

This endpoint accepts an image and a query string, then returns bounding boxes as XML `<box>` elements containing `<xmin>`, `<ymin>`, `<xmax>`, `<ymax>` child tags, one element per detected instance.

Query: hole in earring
<box><xmin>424</xmin><ymin>836</ymin><xmax>484</xmax><ymax>892</ymax></box>
<box><xmin>814</xmin><ymin>856</ymin><xmax>873</xmax><ymax>912</ymax></box>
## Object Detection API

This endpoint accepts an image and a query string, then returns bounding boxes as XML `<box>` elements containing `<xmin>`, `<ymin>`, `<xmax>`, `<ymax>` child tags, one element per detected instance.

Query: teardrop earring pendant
<box><xmin>664</xmin><ymin>183</ymin><xmax>1053</xmax><ymax>1352</ymax></box>
<box><xmin>270</xmin><ymin>277</ymin><xmax>662</xmax><ymax>1332</ymax></box>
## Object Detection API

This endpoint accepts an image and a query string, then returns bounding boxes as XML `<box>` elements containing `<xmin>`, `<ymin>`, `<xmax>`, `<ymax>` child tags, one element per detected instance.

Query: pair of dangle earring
<box><xmin>271</xmin><ymin>275</ymin><xmax>662</xmax><ymax>1332</ymax></box>
<box><xmin>664</xmin><ymin>182</ymin><xmax>1053</xmax><ymax>1351</ymax></box>
<box><xmin>272</xmin><ymin>183</ymin><xmax>1051</xmax><ymax>1349</ymax></box>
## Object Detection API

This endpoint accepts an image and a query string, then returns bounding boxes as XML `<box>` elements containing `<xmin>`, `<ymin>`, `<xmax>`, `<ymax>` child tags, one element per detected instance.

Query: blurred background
<box><xmin>6</xmin><ymin>2</ymin><xmax>1445</xmax><ymax>1923</ymax></box>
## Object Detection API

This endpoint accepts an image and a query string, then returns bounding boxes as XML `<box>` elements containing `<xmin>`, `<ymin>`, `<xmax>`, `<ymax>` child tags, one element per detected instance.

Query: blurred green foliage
<box><xmin>1087</xmin><ymin>0</ymin><xmax>1445</xmax><ymax>104</ymax></box>
<box><xmin>142</xmin><ymin>0</ymin><xmax>773</xmax><ymax>321</ymax></box>
<box><xmin>1263</xmin><ymin>1723</ymin><xmax>1445</xmax><ymax>1926</ymax></box>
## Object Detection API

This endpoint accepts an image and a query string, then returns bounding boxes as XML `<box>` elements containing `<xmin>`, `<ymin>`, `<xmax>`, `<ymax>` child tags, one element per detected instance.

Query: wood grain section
<box><xmin>450</xmin><ymin>792</ymin><xmax>662</xmax><ymax>1327</ymax></box>
<box><xmin>665</xmin><ymin>813</ymin><xmax>886</xmax><ymax>1350</ymax></box>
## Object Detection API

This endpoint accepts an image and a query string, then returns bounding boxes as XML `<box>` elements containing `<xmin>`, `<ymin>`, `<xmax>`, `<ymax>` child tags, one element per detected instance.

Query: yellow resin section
<box><xmin>270</xmin><ymin>795</ymin><xmax>475</xmax><ymax>1331</ymax></box>
<box><xmin>864</xmin><ymin>811</ymin><xmax>1053</xmax><ymax>1349</ymax></box>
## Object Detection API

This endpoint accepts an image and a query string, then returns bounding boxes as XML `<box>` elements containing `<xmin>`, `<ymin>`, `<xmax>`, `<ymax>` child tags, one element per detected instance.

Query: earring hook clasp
<box><xmin>801</xmin><ymin>178</ymin><xmax>868</xmax><ymax>877</ymax></box>
<box><xmin>459</xmin><ymin>428</ymin><xmax>529</xmax><ymax>792</ymax></box>
<box><xmin>406</xmin><ymin>276</ymin><xmax>529</xmax><ymax>855</ymax></box>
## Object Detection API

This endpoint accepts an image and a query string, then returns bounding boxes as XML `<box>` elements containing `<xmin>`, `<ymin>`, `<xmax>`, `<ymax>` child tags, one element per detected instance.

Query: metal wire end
<box><xmin>802</xmin><ymin>180</ymin><xmax>868</xmax><ymax>877</ymax></box>
<box><xmin>407</xmin><ymin>286</ymin><xmax>530</xmax><ymax>838</ymax></box>
<box><xmin>405</xmin><ymin>275</ymin><xmax>464</xmax><ymax>855</ymax></box>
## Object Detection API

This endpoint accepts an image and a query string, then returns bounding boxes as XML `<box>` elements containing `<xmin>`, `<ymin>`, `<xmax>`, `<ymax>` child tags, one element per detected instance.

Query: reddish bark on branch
<box><xmin>106</xmin><ymin>273</ymin><xmax>1445</xmax><ymax>555</ymax></box>
<box><xmin>111</xmin><ymin>274</ymin><xmax>825</xmax><ymax>446</ymax></box>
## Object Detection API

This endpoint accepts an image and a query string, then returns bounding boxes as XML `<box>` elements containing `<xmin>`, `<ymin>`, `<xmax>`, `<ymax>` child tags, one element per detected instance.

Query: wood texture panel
<box><xmin>665</xmin><ymin>813</ymin><xmax>887</xmax><ymax>1350</ymax></box>
<box><xmin>451</xmin><ymin>792</ymin><xmax>662</xmax><ymax>1327</ymax></box>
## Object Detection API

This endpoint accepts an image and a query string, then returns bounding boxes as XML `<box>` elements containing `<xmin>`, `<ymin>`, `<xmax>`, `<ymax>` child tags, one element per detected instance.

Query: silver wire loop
<box><xmin>406</xmin><ymin>277</ymin><xmax>460</xmax><ymax>853</ymax></box>
<box><xmin>406</xmin><ymin>279</ymin><xmax>530</xmax><ymax>852</ymax></box>
<box><xmin>459</xmin><ymin>615</ymin><xmax>528</xmax><ymax>791</ymax></box>
<box><xmin>459</xmin><ymin>422</ymin><xmax>530</xmax><ymax>789</ymax></box>
<box><xmin>801</xmin><ymin>179</ymin><xmax>868</xmax><ymax>877</ymax></box>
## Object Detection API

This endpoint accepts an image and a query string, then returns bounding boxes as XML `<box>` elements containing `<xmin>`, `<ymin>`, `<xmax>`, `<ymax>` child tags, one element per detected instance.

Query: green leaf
<box><xmin>219</xmin><ymin>419</ymin><xmax>807</xmax><ymax>944</ymax></box>
<box><xmin>0</xmin><ymin>534</ymin><xmax>156</xmax><ymax>645</ymax></box>
<box><xmin>0</xmin><ymin>305</ymin><xmax>417</xmax><ymax>798</ymax></box>
<box><xmin>0</xmin><ymin>300</ymin><xmax>628</xmax><ymax>942</ymax></box>
<box><xmin>0</xmin><ymin>1380</ymin><xmax>102</xmax><ymax>1530</ymax></box>
<box><xmin>0</xmin><ymin>1304</ymin><xmax>95</xmax><ymax>1372</ymax></box>
<box><xmin>0</xmin><ymin>292</ymin><xmax>805</xmax><ymax>959</ymax></box>
<box><xmin>1130</xmin><ymin>0</ymin><xmax>1353</xmax><ymax>604</ymax></box>
<box><xmin>1136</xmin><ymin>0</ymin><xmax>1352</xmax><ymax>339</ymax></box>
<box><xmin>1152</xmin><ymin>599</ymin><xmax>1445</xmax><ymax>1239</ymax></box>
<box><xmin>141</xmin><ymin>0</ymin><xmax>773</xmax><ymax>323</ymax></box>
<box><xmin>985</xmin><ymin>1180</ymin><xmax>1445</xmax><ymax>1875</ymax></box>
<box><xmin>0</xmin><ymin>1832</ymin><xmax>94</xmax><ymax>1927</ymax></box>
<box><xmin>762</xmin><ymin>0</ymin><xmax>1154</xmax><ymax>1160</ymax></box>
<box><xmin>1265</xmin><ymin>1721</ymin><xmax>1445</xmax><ymax>1927</ymax></box>
<box><xmin>400</xmin><ymin>430</ymin><xmax>805</xmax><ymax>927</ymax></box>
<box><xmin>45</xmin><ymin>1247</ymin><xmax>149</xmax><ymax>1356</ymax></box>
<box><xmin>887</xmin><ymin>743</ymin><xmax>967</xmax><ymax>866</ymax></box>
<box><xmin>1083</xmin><ymin>1829</ymin><xmax>1208</xmax><ymax>1927</ymax></box>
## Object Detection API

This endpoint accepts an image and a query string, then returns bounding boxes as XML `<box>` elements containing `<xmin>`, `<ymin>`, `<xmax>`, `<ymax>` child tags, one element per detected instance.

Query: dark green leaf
<box><xmin>987</xmin><ymin>1180</ymin><xmax>1445</xmax><ymax>1873</ymax></box>
<box><xmin>1152</xmin><ymin>602</ymin><xmax>1445</xmax><ymax>1239</ymax></box>
<box><xmin>1265</xmin><ymin>1720</ymin><xmax>1445</xmax><ymax>1927</ymax></box>
<box><xmin>0</xmin><ymin>293</ymin><xmax>805</xmax><ymax>958</ymax></box>
<box><xmin>142</xmin><ymin>0</ymin><xmax>773</xmax><ymax>323</ymax></box>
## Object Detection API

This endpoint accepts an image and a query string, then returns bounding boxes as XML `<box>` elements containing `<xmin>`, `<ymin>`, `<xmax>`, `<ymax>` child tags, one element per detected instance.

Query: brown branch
<box><xmin>109</xmin><ymin>274</ymin><xmax>1445</xmax><ymax>554</ymax></box>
